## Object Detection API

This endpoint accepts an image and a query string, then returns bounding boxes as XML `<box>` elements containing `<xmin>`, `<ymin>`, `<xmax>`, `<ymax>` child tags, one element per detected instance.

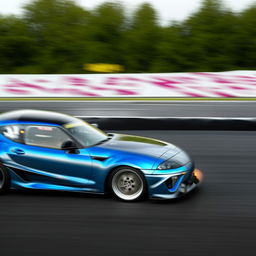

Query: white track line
<box><xmin>75</xmin><ymin>116</ymin><xmax>256</xmax><ymax>120</ymax></box>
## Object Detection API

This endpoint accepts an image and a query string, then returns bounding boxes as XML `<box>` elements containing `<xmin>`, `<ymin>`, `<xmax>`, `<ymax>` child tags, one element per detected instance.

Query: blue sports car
<box><xmin>0</xmin><ymin>110</ymin><xmax>202</xmax><ymax>201</ymax></box>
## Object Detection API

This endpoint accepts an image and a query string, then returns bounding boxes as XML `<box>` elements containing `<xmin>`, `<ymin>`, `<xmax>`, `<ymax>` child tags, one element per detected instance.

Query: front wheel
<box><xmin>0</xmin><ymin>164</ymin><xmax>10</xmax><ymax>195</ymax></box>
<box><xmin>110</xmin><ymin>167</ymin><xmax>147</xmax><ymax>201</ymax></box>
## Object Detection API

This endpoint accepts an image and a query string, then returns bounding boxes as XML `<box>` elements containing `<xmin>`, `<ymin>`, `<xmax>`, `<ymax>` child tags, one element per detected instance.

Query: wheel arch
<box><xmin>0</xmin><ymin>161</ymin><xmax>11</xmax><ymax>194</ymax></box>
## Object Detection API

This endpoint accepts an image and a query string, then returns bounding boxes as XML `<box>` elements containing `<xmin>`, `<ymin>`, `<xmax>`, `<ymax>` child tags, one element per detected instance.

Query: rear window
<box><xmin>0</xmin><ymin>125</ymin><xmax>24</xmax><ymax>143</ymax></box>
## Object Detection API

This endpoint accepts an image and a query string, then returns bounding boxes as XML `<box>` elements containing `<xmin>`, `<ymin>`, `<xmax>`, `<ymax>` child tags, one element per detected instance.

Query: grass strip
<box><xmin>0</xmin><ymin>97</ymin><xmax>256</xmax><ymax>101</ymax></box>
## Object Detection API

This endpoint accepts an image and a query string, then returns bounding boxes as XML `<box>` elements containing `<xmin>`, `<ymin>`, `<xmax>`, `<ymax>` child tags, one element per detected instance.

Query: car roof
<box><xmin>0</xmin><ymin>110</ymin><xmax>77</xmax><ymax>126</ymax></box>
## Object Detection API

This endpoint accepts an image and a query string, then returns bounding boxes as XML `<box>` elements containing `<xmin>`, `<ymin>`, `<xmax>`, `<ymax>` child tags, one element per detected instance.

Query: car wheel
<box><xmin>110</xmin><ymin>167</ymin><xmax>147</xmax><ymax>201</ymax></box>
<box><xmin>0</xmin><ymin>164</ymin><xmax>10</xmax><ymax>195</ymax></box>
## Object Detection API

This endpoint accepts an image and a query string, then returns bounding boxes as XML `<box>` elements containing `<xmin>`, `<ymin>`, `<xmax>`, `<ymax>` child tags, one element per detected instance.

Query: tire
<box><xmin>110</xmin><ymin>167</ymin><xmax>147</xmax><ymax>202</ymax></box>
<box><xmin>0</xmin><ymin>164</ymin><xmax>10</xmax><ymax>195</ymax></box>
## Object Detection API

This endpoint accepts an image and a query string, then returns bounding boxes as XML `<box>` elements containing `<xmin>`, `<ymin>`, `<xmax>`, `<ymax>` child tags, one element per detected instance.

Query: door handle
<box><xmin>11</xmin><ymin>148</ymin><xmax>25</xmax><ymax>155</ymax></box>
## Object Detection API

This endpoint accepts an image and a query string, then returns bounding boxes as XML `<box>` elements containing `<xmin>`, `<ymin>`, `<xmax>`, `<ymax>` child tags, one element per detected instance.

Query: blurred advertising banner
<box><xmin>0</xmin><ymin>71</ymin><xmax>256</xmax><ymax>97</ymax></box>
<box><xmin>84</xmin><ymin>63</ymin><xmax>125</xmax><ymax>73</ymax></box>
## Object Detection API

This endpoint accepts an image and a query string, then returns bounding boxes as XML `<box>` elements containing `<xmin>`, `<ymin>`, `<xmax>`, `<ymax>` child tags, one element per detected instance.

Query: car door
<box><xmin>5</xmin><ymin>124</ymin><xmax>94</xmax><ymax>189</ymax></box>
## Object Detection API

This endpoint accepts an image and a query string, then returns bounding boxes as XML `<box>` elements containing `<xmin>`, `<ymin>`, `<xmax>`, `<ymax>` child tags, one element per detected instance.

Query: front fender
<box><xmin>88</xmin><ymin>149</ymin><xmax>158</xmax><ymax>192</ymax></box>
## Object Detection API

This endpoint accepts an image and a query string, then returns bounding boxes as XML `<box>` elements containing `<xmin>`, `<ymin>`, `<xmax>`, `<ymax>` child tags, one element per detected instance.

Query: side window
<box><xmin>24</xmin><ymin>125</ymin><xmax>71</xmax><ymax>149</ymax></box>
<box><xmin>0</xmin><ymin>125</ymin><xmax>23</xmax><ymax>143</ymax></box>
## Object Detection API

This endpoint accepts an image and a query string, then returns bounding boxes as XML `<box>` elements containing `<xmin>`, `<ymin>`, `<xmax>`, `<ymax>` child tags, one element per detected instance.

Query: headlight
<box><xmin>157</xmin><ymin>159</ymin><xmax>183</xmax><ymax>170</ymax></box>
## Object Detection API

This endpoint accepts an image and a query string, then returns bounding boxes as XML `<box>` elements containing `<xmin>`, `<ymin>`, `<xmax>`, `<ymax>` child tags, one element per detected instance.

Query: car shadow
<box><xmin>8</xmin><ymin>188</ymin><xmax>110</xmax><ymax>200</ymax></box>
<box><xmin>6</xmin><ymin>186</ymin><xmax>203</xmax><ymax>204</ymax></box>
<box><xmin>149</xmin><ymin>186</ymin><xmax>203</xmax><ymax>205</ymax></box>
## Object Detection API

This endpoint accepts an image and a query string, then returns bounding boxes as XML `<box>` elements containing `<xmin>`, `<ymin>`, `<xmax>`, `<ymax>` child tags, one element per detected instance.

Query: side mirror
<box><xmin>61</xmin><ymin>140</ymin><xmax>79</xmax><ymax>153</ymax></box>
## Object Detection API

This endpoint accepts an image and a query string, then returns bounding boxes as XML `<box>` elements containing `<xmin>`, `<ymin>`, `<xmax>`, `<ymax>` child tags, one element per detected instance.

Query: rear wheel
<box><xmin>0</xmin><ymin>164</ymin><xmax>10</xmax><ymax>195</ymax></box>
<box><xmin>110</xmin><ymin>167</ymin><xmax>147</xmax><ymax>201</ymax></box>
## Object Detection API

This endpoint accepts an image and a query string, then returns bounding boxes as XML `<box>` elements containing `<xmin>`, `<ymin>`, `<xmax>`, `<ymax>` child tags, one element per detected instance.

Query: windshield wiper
<box><xmin>94</xmin><ymin>137</ymin><xmax>112</xmax><ymax>146</ymax></box>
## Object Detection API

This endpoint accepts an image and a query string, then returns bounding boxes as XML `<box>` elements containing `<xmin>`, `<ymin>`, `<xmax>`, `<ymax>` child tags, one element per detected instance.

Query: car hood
<box><xmin>99</xmin><ymin>133</ymin><xmax>181</xmax><ymax>159</ymax></box>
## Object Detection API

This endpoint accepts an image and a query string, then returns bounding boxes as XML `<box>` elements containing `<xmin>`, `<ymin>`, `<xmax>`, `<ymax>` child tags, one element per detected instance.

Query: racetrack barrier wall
<box><xmin>1</xmin><ymin>71</ymin><xmax>256</xmax><ymax>98</ymax></box>
<box><xmin>81</xmin><ymin>117</ymin><xmax>256</xmax><ymax>130</ymax></box>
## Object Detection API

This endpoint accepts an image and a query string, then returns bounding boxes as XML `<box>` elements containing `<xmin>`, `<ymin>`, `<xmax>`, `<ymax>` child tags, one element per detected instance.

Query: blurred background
<box><xmin>0</xmin><ymin>0</ymin><xmax>256</xmax><ymax>74</ymax></box>
<box><xmin>1</xmin><ymin>1</ymin><xmax>256</xmax><ymax>256</ymax></box>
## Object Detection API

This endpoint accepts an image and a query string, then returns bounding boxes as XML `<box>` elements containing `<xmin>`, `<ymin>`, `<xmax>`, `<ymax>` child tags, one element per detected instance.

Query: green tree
<box><xmin>0</xmin><ymin>15</ymin><xmax>36</xmax><ymax>73</ymax></box>
<box><xmin>0</xmin><ymin>0</ymin><xmax>254</xmax><ymax>74</ymax></box>
<box><xmin>182</xmin><ymin>0</ymin><xmax>239</xmax><ymax>71</ymax></box>
<box><xmin>123</xmin><ymin>3</ymin><xmax>161</xmax><ymax>72</ymax></box>
<box><xmin>236</xmin><ymin>4</ymin><xmax>256</xmax><ymax>69</ymax></box>
<box><xmin>150</xmin><ymin>23</ymin><xmax>192</xmax><ymax>72</ymax></box>
<box><xmin>23</xmin><ymin>0</ymin><xmax>91</xmax><ymax>73</ymax></box>
<box><xmin>85</xmin><ymin>2</ymin><xmax>126</xmax><ymax>66</ymax></box>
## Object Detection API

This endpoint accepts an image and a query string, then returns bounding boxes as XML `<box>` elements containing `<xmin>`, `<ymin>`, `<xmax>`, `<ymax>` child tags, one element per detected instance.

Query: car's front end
<box><xmin>139</xmin><ymin>147</ymin><xmax>203</xmax><ymax>199</ymax></box>
<box><xmin>143</xmin><ymin>148</ymin><xmax>203</xmax><ymax>199</ymax></box>
<box><xmin>93</xmin><ymin>133</ymin><xmax>203</xmax><ymax>200</ymax></box>
<box><xmin>145</xmin><ymin>165</ymin><xmax>202</xmax><ymax>199</ymax></box>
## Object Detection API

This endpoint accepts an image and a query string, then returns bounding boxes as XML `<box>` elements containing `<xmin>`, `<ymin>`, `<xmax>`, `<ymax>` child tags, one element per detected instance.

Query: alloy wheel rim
<box><xmin>112</xmin><ymin>169</ymin><xmax>143</xmax><ymax>200</ymax></box>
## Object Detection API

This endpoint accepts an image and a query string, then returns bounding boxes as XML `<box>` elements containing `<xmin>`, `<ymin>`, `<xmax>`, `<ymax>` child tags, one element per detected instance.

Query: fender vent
<box><xmin>91</xmin><ymin>156</ymin><xmax>109</xmax><ymax>161</ymax></box>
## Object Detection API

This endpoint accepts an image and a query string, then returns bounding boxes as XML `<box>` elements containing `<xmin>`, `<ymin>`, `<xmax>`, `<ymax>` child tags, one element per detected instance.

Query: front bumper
<box><xmin>145</xmin><ymin>167</ymin><xmax>203</xmax><ymax>199</ymax></box>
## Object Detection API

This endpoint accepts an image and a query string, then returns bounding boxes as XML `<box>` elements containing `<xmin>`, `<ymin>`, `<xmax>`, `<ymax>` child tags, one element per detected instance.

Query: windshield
<box><xmin>63</xmin><ymin>120</ymin><xmax>108</xmax><ymax>147</ymax></box>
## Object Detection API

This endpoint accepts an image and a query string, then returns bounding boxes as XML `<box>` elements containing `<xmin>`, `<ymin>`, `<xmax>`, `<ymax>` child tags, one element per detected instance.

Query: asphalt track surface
<box><xmin>0</xmin><ymin>130</ymin><xmax>256</xmax><ymax>256</ymax></box>
<box><xmin>0</xmin><ymin>100</ymin><xmax>256</xmax><ymax>117</ymax></box>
